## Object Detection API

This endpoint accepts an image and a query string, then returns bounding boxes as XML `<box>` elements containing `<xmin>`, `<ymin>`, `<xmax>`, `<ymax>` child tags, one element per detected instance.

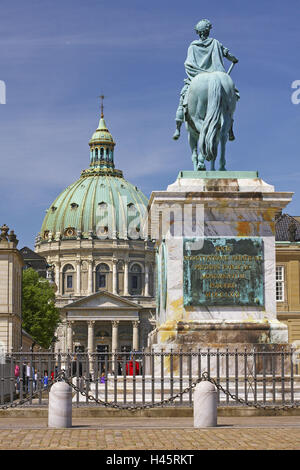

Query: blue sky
<box><xmin>0</xmin><ymin>0</ymin><xmax>300</xmax><ymax>248</ymax></box>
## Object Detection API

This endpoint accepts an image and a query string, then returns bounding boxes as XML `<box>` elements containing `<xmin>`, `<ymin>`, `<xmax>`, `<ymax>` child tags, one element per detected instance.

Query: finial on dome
<box><xmin>99</xmin><ymin>94</ymin><xmax>105</xmax><ymax>118</ymax></box>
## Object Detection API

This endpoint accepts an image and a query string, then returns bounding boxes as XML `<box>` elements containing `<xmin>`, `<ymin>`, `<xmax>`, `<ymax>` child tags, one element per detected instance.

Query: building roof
<box><xmin>275</xmin><ymin>213</ymin><xmax>300</xmax><ymax>242</ymax></box>
<box><xmin>62</xmin><ymin>290</ymin><xmax>140</xmax><ymax>310</ymax></box>
<box><xmin>20</xmin><ymin>246</ymin><xmax>48</xmax><ymax>276</ymax></box>
<box><xmin>62</xmin><ymin>291</ymin><xmax>140</xmax><ymax>321</ymax></box>
<box><xmin>20</xmin><ymin>246</ymin><xmax>47</xmax><ymax>261</ymax></box>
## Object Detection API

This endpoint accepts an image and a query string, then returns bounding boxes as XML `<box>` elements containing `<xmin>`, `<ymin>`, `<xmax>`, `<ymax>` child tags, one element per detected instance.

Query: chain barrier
<box><xmin>2</xmin><ymin>370</ymin><xmax>300</xmax><ymax>412</ymax></box>
<box><xmin>62</xmin><ymin>372</ymin><xmax>207</xmax><ymax>411</ymax></box>
<box><xmin>206</xmin><ymin>376</ymin><xmax>300</xmax><ymax>411</ymax></box>
<box><xmin>64</xmin><ymin>371</ymin><xmax>300</xmax><ymax>412</ymax></box>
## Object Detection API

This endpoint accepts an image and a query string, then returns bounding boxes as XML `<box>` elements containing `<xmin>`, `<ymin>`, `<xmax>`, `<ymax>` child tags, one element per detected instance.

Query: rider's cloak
<box><xmin>184</xmin><ymin>38</ymin><xmax>229</xmax><ymax>82</ymax></box>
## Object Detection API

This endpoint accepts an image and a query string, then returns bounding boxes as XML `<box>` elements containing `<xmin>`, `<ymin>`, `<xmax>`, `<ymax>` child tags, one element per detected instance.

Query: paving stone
<box><xmin>0</xmin><ymin>417</ymin><xmax>299</xmax><ymax>449</ymax></box>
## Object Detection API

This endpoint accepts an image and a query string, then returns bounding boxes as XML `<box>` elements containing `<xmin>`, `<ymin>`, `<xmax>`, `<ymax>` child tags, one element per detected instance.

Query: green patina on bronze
<box><xmin>178</xmin><ymin>170</ymin><xmax>258</xmax><ymax>179</ymax></box>
<box><xmin>183</xmin><ymin>237</ymin><xmax>264</xmax><ymax>307</ymax></box>
<box><xmin>173</xmin><ymin>19</ymin><xmax>239</xmax><ymax>171</ymax></box>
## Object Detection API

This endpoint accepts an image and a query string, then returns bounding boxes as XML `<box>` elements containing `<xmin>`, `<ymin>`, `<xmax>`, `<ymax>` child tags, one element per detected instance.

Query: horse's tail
<box><xmin>199</xmin><ymin>74</ymin><xmax>223</xmax><ymax>161</ymax></box>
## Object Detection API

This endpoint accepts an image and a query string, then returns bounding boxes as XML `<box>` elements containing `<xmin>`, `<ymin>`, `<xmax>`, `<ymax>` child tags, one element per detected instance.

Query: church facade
<box><xmin>34</xmin><ymin>109</ymin><xmax>156</xmax><ymax>354</ymax></box>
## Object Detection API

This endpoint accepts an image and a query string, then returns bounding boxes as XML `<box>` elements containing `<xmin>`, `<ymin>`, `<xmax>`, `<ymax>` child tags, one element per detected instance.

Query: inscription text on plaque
<box><xmin>183</xmin><ymin>237</ymin><xmax>264</xmax><ymax>307</ymax></box>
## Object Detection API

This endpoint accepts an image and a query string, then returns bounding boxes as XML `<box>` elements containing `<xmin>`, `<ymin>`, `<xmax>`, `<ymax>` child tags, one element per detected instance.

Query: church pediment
<box><xmin>62</xmin><ymin>291</ymin><xmax>140</xmax><ymax>310</ymax></box>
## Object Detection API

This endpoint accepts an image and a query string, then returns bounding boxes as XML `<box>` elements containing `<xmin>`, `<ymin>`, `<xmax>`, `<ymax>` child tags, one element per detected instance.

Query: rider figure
<box><xmin>173</xmin><ymin>19</ymin><xmax>239</xmax><ymax>141</ymax></box>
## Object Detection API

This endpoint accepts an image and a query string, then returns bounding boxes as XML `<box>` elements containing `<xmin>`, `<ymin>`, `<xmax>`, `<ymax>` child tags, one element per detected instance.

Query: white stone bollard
<box><xmin>194</xmin><ymin>380</ymin><xmax>217</xmax><ymax>428</ymax></box>
<box><xmin>48</xmin><ymin>381</ymin><xmax>72</xmax><ymax>428</ymax></box>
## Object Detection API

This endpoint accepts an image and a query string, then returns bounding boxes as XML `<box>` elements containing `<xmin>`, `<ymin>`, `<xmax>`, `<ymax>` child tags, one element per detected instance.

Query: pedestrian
<box><xmin>117</xmin><ymin>355</ymin><xmax>122</xmax><ymax>375</ymax></box>
<box><xmin>100</xmin><ymin>372</ymin><xmax>106</xmax><ymax>384</ymax></box>
<box><xmin>71</xmin><ymin>355</ymin><xmax>83</xmax><ymax>377</ymax></box>
<box><xmin>21</xmin><ymin>361</ymin><xmax>26</xmax><ymax>393</ymax></box>
<box><xmin>43</xmin><ymin>370</ymin><xmax>48</xmax><ymax>388</ymax></box>
<box><xmin>33</xmin><ymin>369</ymin><xmax>38</xmax><ymax>391</ymax></box>
<box><xmin>25</xmin><ymin>362</ymin><xmax>31</xmax><ymax>392</ymax></box>
<box><xmin>14</xmin><ymin>364</ymin><xmax>20</xmax><ymax>393</ymax></box>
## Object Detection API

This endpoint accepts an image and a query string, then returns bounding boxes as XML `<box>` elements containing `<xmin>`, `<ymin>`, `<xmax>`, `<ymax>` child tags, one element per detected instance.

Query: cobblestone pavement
<box><xmin>0</xmin><ymin>417</ymin><xmax>299</xmax><ymax>449</ymax></box>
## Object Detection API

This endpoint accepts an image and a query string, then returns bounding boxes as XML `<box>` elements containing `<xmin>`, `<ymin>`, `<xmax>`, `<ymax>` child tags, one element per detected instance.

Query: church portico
<box><xmin>57</xmin><ymin>291</ymin><xmax>142</xmax><ymax>353</ymax></box>
<box><xmin>61</xmin><ymin>319</ymin><xmax>140</xmax><ymax>353</ymax></box>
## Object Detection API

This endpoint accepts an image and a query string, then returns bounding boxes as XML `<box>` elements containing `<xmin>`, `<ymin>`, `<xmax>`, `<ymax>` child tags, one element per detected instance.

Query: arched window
<box><xmin>127</xmin><ymin>203</ymin><xmax>136</xmax><ymax>215</ymax></box>
<box><xmin>96</xmin><ymin>263</ymin><xmax>110</xmax><ymax>290</ymax></box>
<box><xmin>98</xmin><ymin>201</ymin><xmax>107</xmax><ymax>212</ymax></box>
<box><xmin>100</xmin><ymin>147</ymin><xmax>104</xmax><ymax>159</ymax></box>
<box><xmin>96</xmin><ymin>202</ymin><xmax>109</xmax><ymax>238</ymax></box>
<box><xmin>95</xmin><ymin>148</ymin><xmax>98</xmax><ymax>160</ymax></box>
<box><xmin>62</xmin><ymin>264</ymin><xmax>75</xmax><ymax>293</ymax></box>
<box><xmin>129</xmin><ymin>263</ymin><xmax>142</xmax><ymax>295</ymax></box>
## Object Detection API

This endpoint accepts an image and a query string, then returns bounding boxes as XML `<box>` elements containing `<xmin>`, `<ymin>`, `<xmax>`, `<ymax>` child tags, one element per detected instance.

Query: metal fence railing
<box><xmin>1</xmin><ymin>347</ymin><xmax>300</xmax><ymax>409</ymax></box>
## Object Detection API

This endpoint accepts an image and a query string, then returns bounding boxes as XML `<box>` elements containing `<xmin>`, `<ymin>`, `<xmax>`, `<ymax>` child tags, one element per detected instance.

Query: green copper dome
<box><xmin>39</xmin><ymin>112</ymin><xmax>148</xmax><ymax>242</ymax></box>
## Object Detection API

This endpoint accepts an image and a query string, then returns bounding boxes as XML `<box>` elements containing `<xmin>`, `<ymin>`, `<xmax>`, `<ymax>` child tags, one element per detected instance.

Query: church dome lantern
<box><xmin>88</xmin><ymin>95</ymin><xmax>116</xmax><ymax>172</ymax></box>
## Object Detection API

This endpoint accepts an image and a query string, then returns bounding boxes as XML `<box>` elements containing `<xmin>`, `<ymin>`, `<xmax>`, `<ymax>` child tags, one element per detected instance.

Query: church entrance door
<box><xmin>97</xmin><ymin>344</ymin><xmax>109</xmax><ymax>373</ymax></box>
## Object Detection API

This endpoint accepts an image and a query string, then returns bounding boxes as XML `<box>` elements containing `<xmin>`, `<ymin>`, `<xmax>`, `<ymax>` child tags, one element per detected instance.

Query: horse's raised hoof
<box><xmin>229</xmin><ymin>130</ymin><xmax>235</xmax><ymax>141</ymax></box>
<box><xmin>197</xmin><ymin>164</ymin><xmax>206</xmax><ymax>171</ymax></box>
<box><xmin>173</xmin><ymin>130</ymin><xmax>180</xmax><ymax>140</ymax></box>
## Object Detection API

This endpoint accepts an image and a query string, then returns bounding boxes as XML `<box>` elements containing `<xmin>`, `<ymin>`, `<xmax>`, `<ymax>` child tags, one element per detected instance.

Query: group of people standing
<box><xmin>12</xmin><ymin>355</ymin><xmax>142</xmax><ymax>395</ymax></box>
<box><xmin>14</xmin><ymin>362</ymin><xmax>58</xmax><ymax>393</ymax></box>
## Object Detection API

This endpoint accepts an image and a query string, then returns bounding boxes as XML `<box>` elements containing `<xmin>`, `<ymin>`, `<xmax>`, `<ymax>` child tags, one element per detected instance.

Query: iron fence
<box><xmin>1</xmin><ymin>347</ymin><xmax>300</xmax><ymax>409</ymax></box>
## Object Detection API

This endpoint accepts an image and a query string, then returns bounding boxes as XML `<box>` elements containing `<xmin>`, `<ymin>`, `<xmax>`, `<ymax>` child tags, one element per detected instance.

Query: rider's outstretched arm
<box><xmin>224</xmin><ymin>50</ymin><xmax>239</xmax><ymax>63</ymax></box>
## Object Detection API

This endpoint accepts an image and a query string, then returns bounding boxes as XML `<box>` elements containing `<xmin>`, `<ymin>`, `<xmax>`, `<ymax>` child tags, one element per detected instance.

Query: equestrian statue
<box><xmin>173</xmin><ymin>19</ymin><xmax>239</xmax><ymax>171</ymax></box>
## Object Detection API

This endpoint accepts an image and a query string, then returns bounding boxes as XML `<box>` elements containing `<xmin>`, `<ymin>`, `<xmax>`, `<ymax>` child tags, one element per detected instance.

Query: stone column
<box><xmin>87</xmin><ymin>320</ymin><xmax>95</xmax><ymax>353</ymax></box>
<box><xmin>124</xmin><ymin>258</ymin><xmax>130</xmax><ymax>296</ymax></box>
<box><xmin>63</xmin><ymin>322</ymin><xmax>68</xmax><ymax>354</ymax></box>
<box><xmin>66</xmin><ymin>321</ymin><xmax>74</xmax><ymax>352</ymax></box>
<box><xmin>132</xmin><ymin>320</ymin><xmax>140</xmax><ymax>351</ymax></box>
<box><xmin>60</xmin><ymin>322</ymin><xmax>69</xmax><ymax>367</ymax></box>
<box><xmin>144</xmin><ymin>263</ymin><xmax>150</xmax><ymax>297</ymax></box>
<box><xmin>55</xmin><ymin>263</ymin><xmax>61</xmax><ymax>295</ymax></box>
<box><xmin>88</xmin><ymin>260</ymin><xmax>93</xmax><ymax>295</ymax></box>
<box><xmin>76</xmin><ymin>260</ymin><xmax>81</xmax><ymax>295</ymax></box>
<box><xmin>87</xmin><ymin>320</ymin><xmax>95</xmax><ymax>376</ymax></box>
<box><xmin>112</xmin><ymin>258</ymin><xmax>118</xmax><ymax>295</ymax></box>
<box><xmin>111</xmin><ymin>320</ymin><xmax>119</xmax><ymax>352</ymax></box>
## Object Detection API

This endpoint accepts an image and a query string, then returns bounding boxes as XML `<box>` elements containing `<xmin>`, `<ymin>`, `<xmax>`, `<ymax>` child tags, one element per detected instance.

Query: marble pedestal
<box><xmin>148</xmin><ymin>171</ymin><xmax>293</xmax><ymax>354</ymax></box>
